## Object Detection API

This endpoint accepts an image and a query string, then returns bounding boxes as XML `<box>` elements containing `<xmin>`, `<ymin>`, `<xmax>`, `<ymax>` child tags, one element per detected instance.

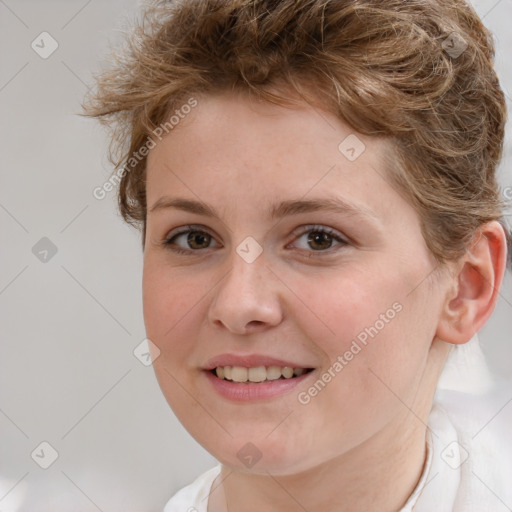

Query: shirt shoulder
<box><xmin>435</xmin><ymin>381</ymin><xmax>512</xmax><ymax>511</ymax></box>
<box><xmin>163</xmin><ymin>465</ymin><xmax>221</xmax><ymax>512</ymax></box>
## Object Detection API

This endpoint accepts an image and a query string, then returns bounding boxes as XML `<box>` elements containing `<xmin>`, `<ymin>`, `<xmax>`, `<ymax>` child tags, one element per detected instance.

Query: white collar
<box><xmin>400</xmin><ymin>403</ymin><xmax>461</xmax><ymax>512</ymax></box>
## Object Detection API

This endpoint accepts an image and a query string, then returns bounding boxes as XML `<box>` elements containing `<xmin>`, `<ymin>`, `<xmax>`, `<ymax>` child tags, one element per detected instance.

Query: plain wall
<box><xmin>1</xmin><ymin>0</ymin><xmax>511</xmax><ymax>510</ymax></box>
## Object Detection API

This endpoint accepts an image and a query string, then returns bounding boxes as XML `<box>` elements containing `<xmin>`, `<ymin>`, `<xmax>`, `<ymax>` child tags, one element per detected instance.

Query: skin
<box><xmin>142</xmin><ymin>89</ymin><xmax>507</xmax><ymax>512</ymax></box>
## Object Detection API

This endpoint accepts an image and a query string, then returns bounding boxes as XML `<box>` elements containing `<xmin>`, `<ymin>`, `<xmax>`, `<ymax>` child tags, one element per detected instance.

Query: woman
<box><xmin>84</xmin><ymin>0</ymin><xmax>512</xmax><ymax>510</ymax></box>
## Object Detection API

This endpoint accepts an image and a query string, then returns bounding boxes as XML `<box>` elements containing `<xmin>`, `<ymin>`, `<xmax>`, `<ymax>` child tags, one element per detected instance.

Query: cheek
<box><xmin>291</xmin><ymin>266</ymin><xmax>433</xmax><ymax>396</ymax></box>
<box><xmin>142</xmin><ymin>261</ymin><xmax>205</xmax><ymax>362</ymax></box>
<box><xmin>289</xmin><ymin>266</ymin><xmax>405</xmax><ymax>351</ymax></box>
<box><xmin>142</xmin><ymin>262</ymin><xmax>209</xmax><ymax>421</ymax></box>
<box><xmin>288</xmin><ymin>278</ymin><xmax>431</xmax><ymax>450</ymax></box>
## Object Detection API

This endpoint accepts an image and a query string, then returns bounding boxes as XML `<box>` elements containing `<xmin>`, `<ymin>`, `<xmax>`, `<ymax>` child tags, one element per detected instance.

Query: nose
<box><xmin>207</xmin><ymin>249</ymin><xmax>283</xmax><ymax>335</ymax></box>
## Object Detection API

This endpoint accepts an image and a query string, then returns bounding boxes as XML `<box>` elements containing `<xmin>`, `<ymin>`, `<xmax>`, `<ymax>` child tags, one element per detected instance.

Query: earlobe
<box><xmin>435</xmin><ymin>221</ymin><xmax>508</xmax><ymax>345</ymax></box>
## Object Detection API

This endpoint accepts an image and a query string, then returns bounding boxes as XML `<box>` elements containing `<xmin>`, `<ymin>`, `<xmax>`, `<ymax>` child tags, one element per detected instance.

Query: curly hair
<box><xmin>83</xmin><ymin>0</ymin><xmax>511</xmax><ymax>268</ymax></box>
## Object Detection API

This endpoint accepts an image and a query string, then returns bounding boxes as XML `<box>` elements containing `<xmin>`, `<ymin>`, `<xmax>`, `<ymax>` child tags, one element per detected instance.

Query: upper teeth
<box><xmin>215</xmin><ymin>366</ymin><xmax>306</xmax><ymax>383</ymax></box>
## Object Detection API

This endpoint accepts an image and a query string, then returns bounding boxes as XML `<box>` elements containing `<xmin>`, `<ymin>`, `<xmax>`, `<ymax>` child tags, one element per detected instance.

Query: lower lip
<box><xmin>203</xmin><ymin>369</ymin><xmax>315</xmax><ymax>402</ymax></box>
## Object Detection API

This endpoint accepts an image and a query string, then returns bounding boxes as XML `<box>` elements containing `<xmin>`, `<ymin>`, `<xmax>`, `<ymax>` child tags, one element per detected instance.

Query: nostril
<box><xmin>247</xmin><ymin>320</ymin><xmax>264</xmax><ymax>327</ymax></box>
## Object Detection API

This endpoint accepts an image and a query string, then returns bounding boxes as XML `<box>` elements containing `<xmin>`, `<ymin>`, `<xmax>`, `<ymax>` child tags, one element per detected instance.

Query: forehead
<box><xmin>145</xmin><ymin>91</ymin><xmax>407</xmax><ymax>226</ymax></box>
<box><xmin>147</xmin><ymin>91</ymin><xmax>390</xmax><ymax>177</ymax></box>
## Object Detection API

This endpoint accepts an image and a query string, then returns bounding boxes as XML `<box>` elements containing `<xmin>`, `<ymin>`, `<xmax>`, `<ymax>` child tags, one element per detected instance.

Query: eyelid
<box><xmin>163</xmin><ymin>224</ymin><xmax>221</xmax><ymax>253</ymax></box>
<box><xmin>289</xmin><ymin>224</ymin><xmax>349</xmax><ymax>244</ymax></box>
<box><xmin>286</xmin><ymin>224</ymin><xmax>349</xmax><ymax>254</ymax></box>
<box><xmin>165</xmin><ymin>224</ymin><xmax>215</xmax><ymax>240</ymax></box>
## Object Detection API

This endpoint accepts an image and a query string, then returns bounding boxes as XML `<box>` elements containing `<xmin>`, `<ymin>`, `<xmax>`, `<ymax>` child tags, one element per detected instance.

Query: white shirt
<box><xmin>164</xmin><ymin>335</ymin><xmax>512</xmax><ymax>512</ymax></box>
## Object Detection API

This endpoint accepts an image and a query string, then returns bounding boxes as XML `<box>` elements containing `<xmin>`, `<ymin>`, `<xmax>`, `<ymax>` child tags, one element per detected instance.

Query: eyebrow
<box><xmin>149</xmin><ymin>196</ymin><xmax>380</xmax><ymax>224</ymax></box>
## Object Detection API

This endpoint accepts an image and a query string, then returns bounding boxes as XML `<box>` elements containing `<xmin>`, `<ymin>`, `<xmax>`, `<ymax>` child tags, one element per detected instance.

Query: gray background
<box><xmin>0</xmin><ymin>0</ymin><xmax>511</xmax><ymax>510</ymax></box>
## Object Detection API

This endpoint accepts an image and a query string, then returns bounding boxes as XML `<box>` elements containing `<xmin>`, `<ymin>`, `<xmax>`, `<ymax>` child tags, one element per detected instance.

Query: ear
<box><xmin>435</xmin><ymin>221</ymin><xmax>508</xmax><ymax>345</ymax></box>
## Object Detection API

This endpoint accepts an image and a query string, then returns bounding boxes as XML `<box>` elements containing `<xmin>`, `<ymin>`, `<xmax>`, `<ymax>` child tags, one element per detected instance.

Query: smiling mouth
<box><xmin>210</xmin><ymin>365</ymin><xmax>314</xmax><ymax>383</ymax></box>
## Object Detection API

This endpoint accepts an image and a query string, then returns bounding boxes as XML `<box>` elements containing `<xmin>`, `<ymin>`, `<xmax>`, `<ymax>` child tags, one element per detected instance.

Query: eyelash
<box><xmin>161</xmin><ymin>224</ymin><xmax>348</xmax><ymax>256</ymax></box>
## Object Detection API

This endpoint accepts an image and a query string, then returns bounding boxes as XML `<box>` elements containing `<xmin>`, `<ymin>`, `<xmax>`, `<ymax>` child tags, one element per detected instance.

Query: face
<box><xmin>143</xmin><ymin>90</ymin><xmax>447</xmax><ymax>474</ymax></box>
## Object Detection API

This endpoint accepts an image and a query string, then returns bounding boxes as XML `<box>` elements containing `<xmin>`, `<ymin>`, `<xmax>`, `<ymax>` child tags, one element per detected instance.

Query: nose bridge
<box><xmin>220</xmin><ymin>233</ymin><xmax>268</xmax><ymax>293</ymax></box>
<box><xmin>208</xmin><ymin>243</ymin><xmax>282</xmax><ymax>333</ymax></box>
<box><xmin>219</xmin><ymin>243</ymin><xmax>269</xmax><ymax>303</ymax></box>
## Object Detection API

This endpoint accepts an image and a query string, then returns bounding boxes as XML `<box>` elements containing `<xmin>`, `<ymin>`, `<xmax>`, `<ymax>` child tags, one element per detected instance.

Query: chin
<box><xmin>200</xmin><ymin>434</ymin><xmax>319</xmax><ymax>475</ymax></box>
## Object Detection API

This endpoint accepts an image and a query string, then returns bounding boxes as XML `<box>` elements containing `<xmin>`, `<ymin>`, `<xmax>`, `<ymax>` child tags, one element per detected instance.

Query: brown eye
<box><xmin>185</xmin><ymin>230</ymin><xmax>211</xmax><ymax>249</ymax></box>
<box><xmin>307</xmin><ymin>231</ymin><xmax>335</xmax><ymax>251</ymax></box>
<box><xmin>291</xmin><ymin>225</ymin><xmax>348</xmax><ymax>254</ymax></box>
<box><xmin>163</xmin><ymin>226</ymin><xmax>220</xmax><ymax>254</ymax></box>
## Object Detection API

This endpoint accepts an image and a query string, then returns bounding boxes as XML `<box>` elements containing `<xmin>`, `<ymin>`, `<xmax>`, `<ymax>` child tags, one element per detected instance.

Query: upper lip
<box><xmin>203</xmin><ymin>354</ymin><xmax>313</xmax><ymax>371</ymax></box>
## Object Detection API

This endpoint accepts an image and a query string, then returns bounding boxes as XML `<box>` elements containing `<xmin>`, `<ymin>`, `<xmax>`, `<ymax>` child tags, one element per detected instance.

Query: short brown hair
<box><xmin>84</xmin><ymin>0</ymin><xmax>511</xmax><ymax>268</ymax></box>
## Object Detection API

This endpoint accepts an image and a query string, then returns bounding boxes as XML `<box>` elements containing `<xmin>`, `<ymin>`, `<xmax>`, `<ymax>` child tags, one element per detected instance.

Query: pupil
<box><xmin>188</xmin><ymin>231</ymin><xmax>209</xmax><ymax>249</ymax></box>
<box><xmin>308</xmin><ymin>231</ymin><xmax>331</xmax><ymax>250</ymax></box>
